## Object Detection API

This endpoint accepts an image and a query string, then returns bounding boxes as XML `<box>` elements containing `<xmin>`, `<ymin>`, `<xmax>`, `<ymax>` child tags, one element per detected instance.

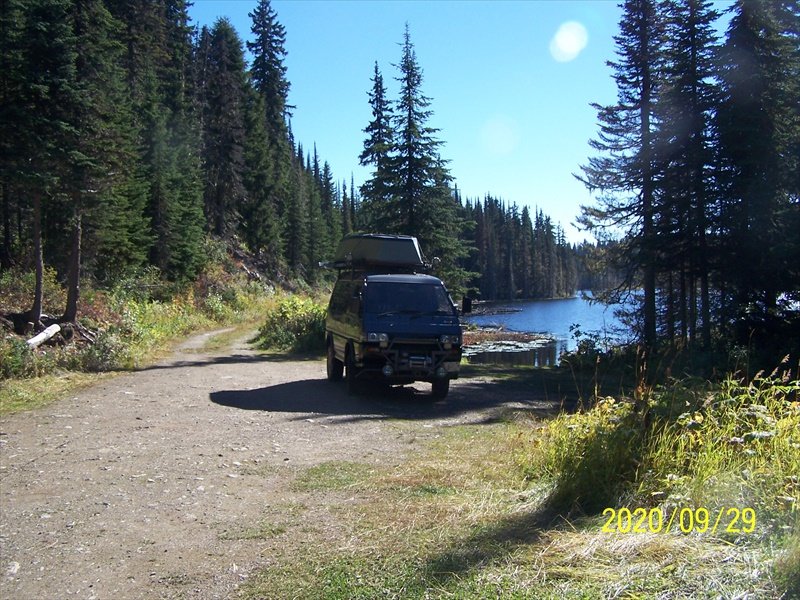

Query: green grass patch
<box><xmin>0</xmin><ymin>372</ymin><xmax>106</xmax><ymax>415</ymax></box>
<box><xmin>292</xmin><ymin>461</ymin><xmax>376</xmax><ymax>492</ymax></box>
<box><xmin>218</xmin><ymin>520</ymin><xmax>288</xmax><ymax>541</ymax></box>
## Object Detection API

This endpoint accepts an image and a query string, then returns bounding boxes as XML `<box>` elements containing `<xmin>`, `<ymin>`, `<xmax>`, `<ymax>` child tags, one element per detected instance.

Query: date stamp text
<box><xmin>601</xmin><ymin>507</ymin><xmax>756</xmax><ymax>534</ymax></box>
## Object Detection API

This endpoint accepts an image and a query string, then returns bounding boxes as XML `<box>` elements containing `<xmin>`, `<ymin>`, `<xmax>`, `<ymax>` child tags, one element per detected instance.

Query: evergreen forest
<box><xmin>0</xmin><ymin>0</ymin><xmax>579</xmax><ymax>325</ymax></box>
<box><xmin>0</xmin><ymin>0</ymin><xmax>798</xmax><ymax>361</ymax></box>
<box><xmin>578</xmin><ymin>0</ymin><xmax>799</xmax><ymax>357</ymax></box>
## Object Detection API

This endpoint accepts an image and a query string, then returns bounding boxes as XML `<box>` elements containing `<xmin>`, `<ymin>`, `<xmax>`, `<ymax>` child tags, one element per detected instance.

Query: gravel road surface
<box><xmin>1</xmin><ymin>330</ymin><xmax>557</xmax><ymax>599</ymax></box>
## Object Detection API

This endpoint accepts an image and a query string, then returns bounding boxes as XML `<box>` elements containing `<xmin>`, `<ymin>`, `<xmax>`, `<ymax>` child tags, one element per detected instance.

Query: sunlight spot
<box><xmin>549</xmin><ymin>21</ymin><xmax>588</xmax><ymax>62</ymax></box>
<box><xmin>481</xmin><ymin>114</ymin><xmax>520</xmax><ymax>156</ymax></box>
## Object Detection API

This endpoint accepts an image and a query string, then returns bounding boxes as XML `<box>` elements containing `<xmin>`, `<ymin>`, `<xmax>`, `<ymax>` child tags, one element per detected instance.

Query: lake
<box><xmin>464</xmin><ymin>293</ymin><xmax>630</xmax><ymax>366</ymax></box>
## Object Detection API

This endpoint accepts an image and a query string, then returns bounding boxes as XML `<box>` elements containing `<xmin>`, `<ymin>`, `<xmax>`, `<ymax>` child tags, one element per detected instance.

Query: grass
<box><xmin>237</xmin><ymin>372</ymin><xmax>798</xmax><ymax>599</ymax></box>
<box><xmin>0</xmin><ymin>371</ymin><xmax>108</xmax><ymax>414</ymax></box>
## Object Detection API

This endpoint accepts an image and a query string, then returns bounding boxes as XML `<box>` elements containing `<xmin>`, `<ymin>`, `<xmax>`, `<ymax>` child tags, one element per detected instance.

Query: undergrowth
<box><xmin>253</xmin><ymin>294</ymin><xmax>327</xmax><ymax>354</ymax></box>
<box><xmin>520</xmin><ymin>363</ymin><xmax>799</xmax><ymax>595</ymax></box>
<box><xmin>0</xmin><ymin>260</ymin><xmax>279</xmax><ymax>382</ymax></box>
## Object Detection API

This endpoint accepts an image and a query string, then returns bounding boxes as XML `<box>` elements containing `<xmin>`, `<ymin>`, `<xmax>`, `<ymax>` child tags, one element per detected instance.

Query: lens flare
<box><xmin>481</xmin><ymin>114</ymin><xmax>520</xmax><ymax>156</ymax></box>
<box><xmin>549</xmin><ymin>21</ymin><xmax>588</xmax><ymax>62</ymax></box>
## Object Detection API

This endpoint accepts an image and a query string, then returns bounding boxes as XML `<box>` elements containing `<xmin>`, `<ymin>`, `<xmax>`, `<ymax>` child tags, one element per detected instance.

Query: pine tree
<box><xmin>577</xmin><ymin>0</ymin><xmax>663</xmax><ymax>349</ymax></box>
<box><xmin>199</xmin><ymin>17</ymin><xmax>248</xmax><ymax>237</ymax></box>
<box><xmin>716</xmin><ymin>0</ymin><xmax>800</xmax><ymax>342</ymax></box>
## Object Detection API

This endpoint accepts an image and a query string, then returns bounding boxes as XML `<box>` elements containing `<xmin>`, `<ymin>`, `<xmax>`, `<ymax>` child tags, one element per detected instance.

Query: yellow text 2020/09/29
<box><xmin>601</xmin><ymin>507</ymin><xmax>757</xmax><ymax>535</ymax></box>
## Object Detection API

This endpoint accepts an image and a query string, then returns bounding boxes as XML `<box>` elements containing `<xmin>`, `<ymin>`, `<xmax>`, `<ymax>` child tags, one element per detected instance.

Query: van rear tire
<box><xmin>431</xmin><ymin>379</ymin><xmax>450</xmax><ymax>399</ymax></box>
<box><xmin>327</xmin><ymin>341</ymin><xmax>343</xmax><ymax>381</ymax></box>
<box><xmin>345</xmin><ymin>347</ymin><xmax>361</xmax><ymax>395</ymax></box>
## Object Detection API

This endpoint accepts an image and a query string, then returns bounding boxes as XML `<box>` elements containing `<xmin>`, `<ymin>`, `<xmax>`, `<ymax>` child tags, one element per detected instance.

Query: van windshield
<box><xmin>365</xmin><ymin>282</ymin><xmax>455</xmax><ymax>316</ymax></box>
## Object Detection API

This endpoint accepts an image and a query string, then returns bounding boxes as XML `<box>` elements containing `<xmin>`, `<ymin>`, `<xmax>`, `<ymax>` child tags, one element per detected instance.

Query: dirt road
<box><xmin>1</xmin><ymin>331</ymin><xmax>557</xmax><ymax>599</ymax></box>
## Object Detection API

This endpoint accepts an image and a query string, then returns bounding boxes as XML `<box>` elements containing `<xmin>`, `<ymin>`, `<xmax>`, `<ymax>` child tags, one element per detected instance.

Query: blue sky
<box><xmin>188</xmin><ymin>1</ymin><xmax>726</xmax><ymax>243</ymax></box>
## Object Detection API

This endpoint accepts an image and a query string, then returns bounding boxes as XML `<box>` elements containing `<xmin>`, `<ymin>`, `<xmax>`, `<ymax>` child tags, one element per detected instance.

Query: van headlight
<box><xmin>367</xmin><ymin>332</ymin><xmax>389</xmax><ymax>347</ymax></box>
<box><xmin>440</xmin><ymin>334</ymin><xmax>460</xmax><ymax>345</ymax></box>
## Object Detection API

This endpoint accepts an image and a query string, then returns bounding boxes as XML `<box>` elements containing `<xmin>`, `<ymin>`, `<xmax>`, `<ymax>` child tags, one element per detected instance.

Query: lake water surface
<box><xmin>464</xmin><ymin>293</ymin><xmax>630</xmax><ymax>366</ymax></box>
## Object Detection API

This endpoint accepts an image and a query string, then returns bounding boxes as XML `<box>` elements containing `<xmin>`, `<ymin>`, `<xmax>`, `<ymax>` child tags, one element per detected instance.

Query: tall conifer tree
<box><xmin>200</xmin><ymin>17</ymin><xmax>248</xmax><ymax>237</ymax></box>
<box><xmin>716</xmin><ymin>0</ymin><xmax>800</xmax><ymax>341</ymax></box>
<box><xmin>359</xmin><ymin>62</ymin><xmax>394</xmax><ymax>229</ymax></box>
<box><xmin>656</xmin><ymin>0</ymin><xmax>720</xmax><ymax>347</ymax></box>
<box><xmin>577</xmin><ymin>0</ymin><xmax>663</xmax><ymax>349</ymax></box>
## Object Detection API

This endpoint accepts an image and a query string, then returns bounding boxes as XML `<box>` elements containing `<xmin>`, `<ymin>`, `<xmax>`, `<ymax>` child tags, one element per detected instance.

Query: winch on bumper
<box><xmin>354</xmin><ymin>336</ymin><xmax>462</xmax><ymax>383</ymax></box>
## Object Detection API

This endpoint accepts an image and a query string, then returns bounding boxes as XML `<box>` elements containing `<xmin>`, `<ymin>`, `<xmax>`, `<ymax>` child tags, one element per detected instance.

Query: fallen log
<box><xmin>26</xmin><ymin>324</ymin><xmax>61</xmax><ymax>349</ymax></box>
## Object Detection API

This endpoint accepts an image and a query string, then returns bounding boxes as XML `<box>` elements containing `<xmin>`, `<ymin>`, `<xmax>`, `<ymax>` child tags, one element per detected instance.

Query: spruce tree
<box><xmin>242</xmin><ymin>88</ymin><xmax>284</xmax><ymax>270</ymax></box>
<box><xmin>247</xmin><ymin>0</ymin><xmax>295</xmax><ymax>270</ymax></box>
<box><xmin>15</xmin><ymin>0</ymin><xmax>79</xmax><ymax>325</ymax></box>
<box><xmin>359</xmin><ymin>61</ymin><xmax>395</xmax><ymax>229</ymax></box>
<box><xmin>0</xmin><ymin>0</ymin><xmax>25</xmax><ymax>271</ymax></box>
<box><xmin>199</xmin><ymin>17</ymin><xmax>248</xmax><ymax>237</ymax></box>
<box><xmin>656</xmin><ymin>0</ymin><xmax>720</xmax><ymax>347</ymax></box>
<box><xmin>109</xmin><ymin>0</ymin><xmax>205</xmax><ymax>283</ymax></box>
<box><xmin>716</xmin><ymin>0</ymin><xmax>800</xmax><ymax>342</ymax></box>
<box><xmin>390</xmin><ymin>24</ymin><xmax>446</xmax><ymax>237</ymax></box>
<box><xmin>577</xmin><ymin>0</ymin><xmax>663</xmax><ymax>349</ymax></box>
<box><xmin>359</xmin><ymin>25</ymin><xmax>473</xmax><ymax>292</ymax></box>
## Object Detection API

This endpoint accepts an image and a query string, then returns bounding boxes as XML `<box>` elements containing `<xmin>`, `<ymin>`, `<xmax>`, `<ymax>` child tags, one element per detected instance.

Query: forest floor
<box><xmin>0</xmin><ymin>329</ymin><xmax>566</xmax><ymax>599</ymax></box>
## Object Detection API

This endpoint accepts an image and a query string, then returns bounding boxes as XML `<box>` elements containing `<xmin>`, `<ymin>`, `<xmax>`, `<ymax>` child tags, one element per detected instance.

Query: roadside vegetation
<box><xmin>236</xmin><ymin>359</ymin><xmax>798</xmax><ymax>599</ymax></box>
<box><xmin>0</xmin><ymin>247</ymin><xmax>328</xmax><ymax>414</ymax></box>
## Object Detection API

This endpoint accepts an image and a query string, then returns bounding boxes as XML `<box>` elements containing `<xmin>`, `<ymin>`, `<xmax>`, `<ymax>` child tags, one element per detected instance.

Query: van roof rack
<box><xmin>320</xmin><ymin>234</ymin><xmax>429</xmax><ymax>273</ymax></box>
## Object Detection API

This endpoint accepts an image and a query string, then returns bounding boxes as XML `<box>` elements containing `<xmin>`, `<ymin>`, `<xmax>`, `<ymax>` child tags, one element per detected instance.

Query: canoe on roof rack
<box><xmin>320</xmin><ymin>234</ymin><xmax>427</xmax><ymax>271</ymax></box>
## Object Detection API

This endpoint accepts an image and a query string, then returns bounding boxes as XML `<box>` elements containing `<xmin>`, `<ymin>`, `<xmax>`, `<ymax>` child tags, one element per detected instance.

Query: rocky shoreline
<box><xmin>461</xmin><ymin>326</ymin><xmax>554</xmax><ymax>357</ymax></box>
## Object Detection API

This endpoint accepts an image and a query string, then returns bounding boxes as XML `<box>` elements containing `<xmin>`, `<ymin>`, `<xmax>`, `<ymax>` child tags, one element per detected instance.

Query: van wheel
<box><xmin>431</xmin><ymin>379</ymin><xmax>450</xmax><ymax>399</ymax></box>
<box><xmin>345</xmin><ymin>347</ymin><xmax>361</xmax><ymax>395</ymax></box>
<box><xmin>327</xmin><ymin>342</ymin><xmax>343</xmax><ymax>381</ymax></box>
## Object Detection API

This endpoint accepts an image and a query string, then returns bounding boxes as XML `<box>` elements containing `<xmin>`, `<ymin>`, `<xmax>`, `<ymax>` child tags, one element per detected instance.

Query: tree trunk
<box><xmin>27</xmin><ymin>324</ymin><xmax>61</xmax><ymax>349</ymax></box>
<box><xmin>1</xmin><ymin>181</ymin><xmax>12</xmax><ymax>270</ymax></box>
<box><xmin>62</xmin><ymin>201</ymin><xmax>82</xmax><ymax>323</ymax></box>
<box><xmin>28</xmin><ymin>191</ymin><xmax>43</xmax><ymax>328</ymax></box>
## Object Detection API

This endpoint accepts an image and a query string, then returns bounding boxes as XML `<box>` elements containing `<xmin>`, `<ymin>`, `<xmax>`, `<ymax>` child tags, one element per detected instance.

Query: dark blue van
<box><xmin>324</xmin><ymin>235</ymin><xmax>465</xmax><ymax>398</ymax></box>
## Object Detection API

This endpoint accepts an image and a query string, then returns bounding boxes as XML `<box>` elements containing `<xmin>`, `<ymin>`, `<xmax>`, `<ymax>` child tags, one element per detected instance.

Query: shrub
<box><xmin>0</xmin><ymin>267</ymin><xmax>66</xmax><ymax>314</ymax></box>
<box><xmin>255</xmin><ymin>295</ymin><xmax>326</xmax><ymax>354</ymax></box>
<box><xmin>521</xmin><ymin>368</ymin><xmax>800</xmax><ymax>539</ymax></box>
<box><xmin>80</xmin><ymin>329</ymin><xmax>129</xmax><ymax>372</ymax></box>
<box><xmin>0</xmin><ymin>336</ymin><xmax>36</xmax><ymax>379</ymax></box>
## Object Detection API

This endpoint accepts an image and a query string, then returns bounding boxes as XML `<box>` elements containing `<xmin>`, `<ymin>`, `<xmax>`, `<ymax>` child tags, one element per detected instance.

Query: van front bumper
<box><xmin>356</xmin><ymin>341</ymin><xmax>462</xmax><ymax>382</ymax></box>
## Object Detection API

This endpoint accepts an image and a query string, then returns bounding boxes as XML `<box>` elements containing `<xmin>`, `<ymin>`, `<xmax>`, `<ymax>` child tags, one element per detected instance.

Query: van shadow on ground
<box><xmin>210</xmin><ymin>376</ymin><xmax>571</xmax><ymax>424</ymax></box>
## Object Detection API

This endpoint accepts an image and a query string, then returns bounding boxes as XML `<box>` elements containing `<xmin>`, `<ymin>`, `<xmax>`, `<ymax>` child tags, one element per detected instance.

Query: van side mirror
<box><xmin>461</xmin><ymin>297</ymin><xmax>473</xmax><ymax>314</ymax></box>
<box><xmin>350</xmin><ymin>289</ymin><xmax>362</xmax><ymax>314</ymax></box>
